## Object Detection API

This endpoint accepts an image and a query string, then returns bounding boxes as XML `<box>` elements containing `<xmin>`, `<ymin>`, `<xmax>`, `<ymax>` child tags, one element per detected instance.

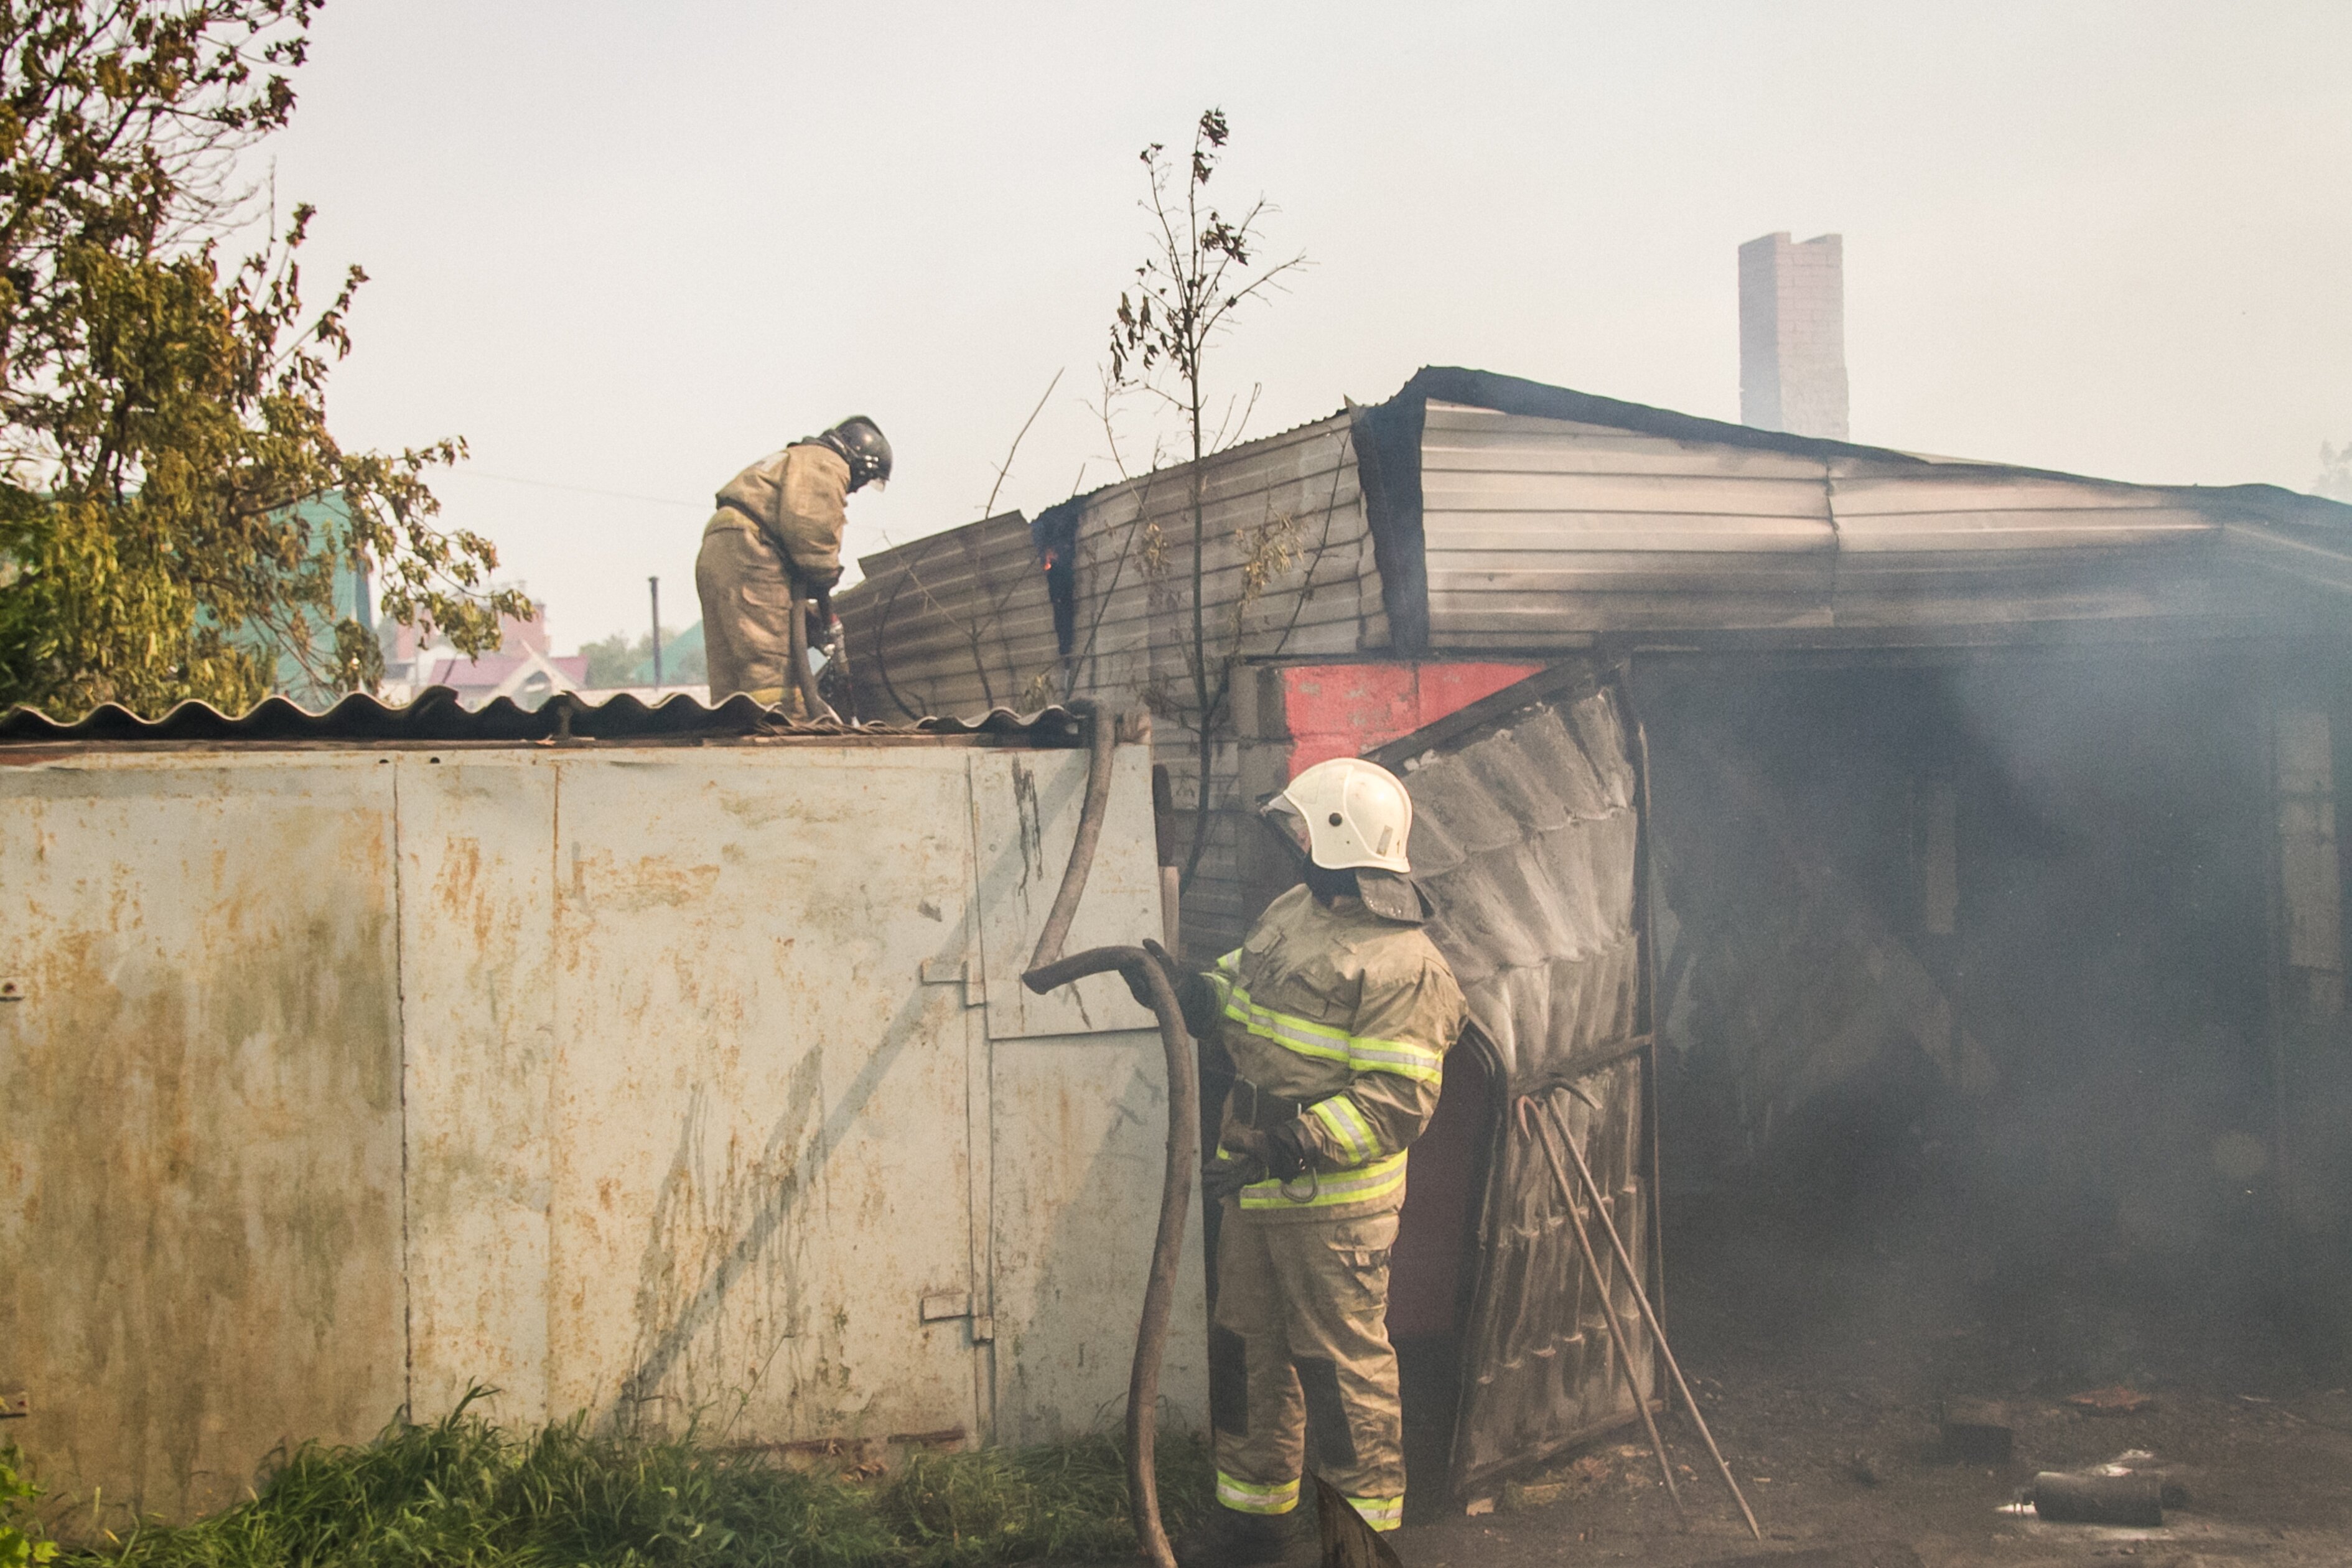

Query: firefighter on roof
<box><xmin>696</xmin><ymin>416</ymin><xmax>891</xmax><ymax>711</ymax></box>
<box><xmin>1137</xmin><ymin>756</ymin><xmax>1465</xmax><ymax>1567</ymax></box>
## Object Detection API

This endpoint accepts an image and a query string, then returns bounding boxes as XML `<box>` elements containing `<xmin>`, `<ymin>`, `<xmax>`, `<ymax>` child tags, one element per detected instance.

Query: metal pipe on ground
<box><xmin>2027</xmin><ymin>1472</ymin><xmax>2166</xmax><ymax>1527</ymax></box>
<box><xmin>1022</xmin><ymin>701</ymin><xmax>1198</xmax><ymax>1568</ymax></box>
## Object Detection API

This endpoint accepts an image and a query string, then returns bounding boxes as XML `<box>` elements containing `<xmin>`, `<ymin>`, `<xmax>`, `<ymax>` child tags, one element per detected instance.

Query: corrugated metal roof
<box><xmin>0</xmin><ymin>685</ymin><xmax>1090</xmax><ymax>747</ymax></box>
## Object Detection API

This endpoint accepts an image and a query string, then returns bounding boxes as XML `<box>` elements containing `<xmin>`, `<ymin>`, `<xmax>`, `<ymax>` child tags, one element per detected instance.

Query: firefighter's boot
<box><xmin>1172</xmin><ymin>1502</ymin><xmax>1315</xmax><ymax>1567</ymax></box>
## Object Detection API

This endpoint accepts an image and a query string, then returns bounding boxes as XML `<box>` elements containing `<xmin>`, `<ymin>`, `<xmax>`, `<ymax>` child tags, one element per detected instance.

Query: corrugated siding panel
<box><xmin>1422</xmin><ymin>402</ymin><xmax>2243</xmax><ymax>644</ymax></box>
<box><xmin>840</xmin><ymin>414</ymin><xmax>1378</xmax><ymax>956</ymax></box>
<box><xmin>1829</xmin><ymin>468</ymin><xmax>2220</xmax><ymax>553</ymax></box>
<box><xmin>845</xmin><ymin>513</ymin><xmax>1062</xmax><ymax>719</ymax></box>
<box><xmin>1421</xmin><ymin>403</ymin><xmax>1837</xmax><ymax>645</ymax></box>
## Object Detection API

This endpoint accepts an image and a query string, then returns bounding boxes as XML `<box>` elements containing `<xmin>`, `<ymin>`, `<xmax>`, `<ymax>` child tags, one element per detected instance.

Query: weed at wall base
<box><xmin>53</xmin><ymin>1395</ymin><xmax>1211</xmax><ymax>1568</ymax></box>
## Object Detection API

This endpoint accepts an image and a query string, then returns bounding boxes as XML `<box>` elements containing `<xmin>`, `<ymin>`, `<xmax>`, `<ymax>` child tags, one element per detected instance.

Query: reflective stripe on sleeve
<box><xmin>1236</xmin><ymin>1149</ymin><xmax>1407</xmax><ymax>1211</ymax></box>
<box><xmin>1215</xmin><ymin>1472</ymin><xmax>1300</xmax><ymax>1515</ymax></box>
<box><xmin>1347</xmin><ymin>1494</ymin><xmax>1404</xmax><ymax>1531</ymax></box>
<box><xmin>1311</xmin><ymin>1094</ymin><xmax>1380</xmax><ymax>1164</ymax></box>
<box><xmin>1223</xmin><ymin>983</ymin><xmax>1445</xmax><ymax>1084</ymax></box>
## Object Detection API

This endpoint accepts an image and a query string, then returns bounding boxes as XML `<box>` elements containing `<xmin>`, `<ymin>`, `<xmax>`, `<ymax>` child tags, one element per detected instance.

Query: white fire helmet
<box><xmin>1263</xmin><ymin>756</ymin><xmax>1414</xmax><ymax>874</ymax></box>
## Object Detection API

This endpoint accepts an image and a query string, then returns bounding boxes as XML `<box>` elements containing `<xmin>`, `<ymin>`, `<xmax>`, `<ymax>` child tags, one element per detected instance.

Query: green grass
<box><xmin>57</xmin><ymin>1398</ymin><xmax>1212</xmax><ymax>1568</ymax></box>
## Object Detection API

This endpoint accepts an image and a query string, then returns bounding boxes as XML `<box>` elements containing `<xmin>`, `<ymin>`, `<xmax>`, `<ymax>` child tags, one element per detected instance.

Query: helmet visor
<box><xmin>1259</xmin><ymin>793</ymin><xmax>1312</xmax><ymax>861</ymax></box>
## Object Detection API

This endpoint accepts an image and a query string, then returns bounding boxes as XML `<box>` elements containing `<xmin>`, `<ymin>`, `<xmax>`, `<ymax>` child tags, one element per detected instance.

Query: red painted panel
<box><xmin>1281</xmin><ymin>662</ymin><xmax>1543</xmax><ymax>773</ymax></box>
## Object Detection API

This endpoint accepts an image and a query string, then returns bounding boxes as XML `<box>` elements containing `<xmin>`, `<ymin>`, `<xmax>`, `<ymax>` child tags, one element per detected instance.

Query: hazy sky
<box><xmin>267</xmin><ymin>1</ymin><xmax>2352</xmax><ymax>650</ymax></box>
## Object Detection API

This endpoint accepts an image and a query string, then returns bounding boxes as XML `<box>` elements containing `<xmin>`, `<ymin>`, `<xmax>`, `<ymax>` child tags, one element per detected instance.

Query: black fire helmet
<box><xmin>819</xmin><ymin>416</ymin><xmax>894</xmax><ymax>492</ymax></box>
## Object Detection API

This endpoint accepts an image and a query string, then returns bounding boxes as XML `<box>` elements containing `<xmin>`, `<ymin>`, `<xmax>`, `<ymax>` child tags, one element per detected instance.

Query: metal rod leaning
<box><xmin>1516</xmin><ymin>1098</ymin><xmax>1686</xmax><ymax>1522</ymax></box>
<box><xmin>1539</xmin><ymin>1090</ymin><xmax>1762</xmax><ymax>1541</ymax></box>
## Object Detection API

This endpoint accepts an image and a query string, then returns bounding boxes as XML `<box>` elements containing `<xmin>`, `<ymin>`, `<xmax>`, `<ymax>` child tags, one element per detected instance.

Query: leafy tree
<box><xmin>578</xmin><ymin>628</ymin><xmax>642</xmax><ymax>689</ymax></box>
<box><xmin>1106</xmin><ymin>109</ymin><xmax>1304</xmax><ymax>887</ymax></box>
<box><xmin>0</xmin><ymin>0</ymin><xmax>524</xmax><ymax>716</ymax></box>
<box><xmin>578</xmin><ymin>623</ymin><xmax>704</xmax><ymax>688</ymax></box>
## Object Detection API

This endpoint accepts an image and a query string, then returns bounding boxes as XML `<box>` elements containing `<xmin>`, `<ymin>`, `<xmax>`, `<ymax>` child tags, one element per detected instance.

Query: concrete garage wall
<box><xmin>0</xmin><ymin>736</ymin><xmax>1202</xmax><ymax>1529</ymax></box>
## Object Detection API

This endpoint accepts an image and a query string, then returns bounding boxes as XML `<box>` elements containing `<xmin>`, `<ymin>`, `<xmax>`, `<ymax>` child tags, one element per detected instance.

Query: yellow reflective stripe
<box><xmin>1215</xmin><ymin>949</ymin><xmax>1243</xmax><ymax>974</ymax></box>
<box><xmin>1215</xmin><ymin>1472</ymin><xmax>1300</xmax><ymax>1515</ymax></box>
<box><xmin>1312</xmin><ymin>1094</ymin><xmax>1379</xmax><ymax>1164</ymax></box>
<box><xmin>1237</xmin><ymin>1149</ymin><xmax>1407</xmax><ymax>1210</ymax></box>
<box><xmin>1347</xmin><ymin>1494</ymin><xmax>1404</xmax><ymax>1531</ymax></box>
<box><xmin>1225</xmin><ymin>984</ymin><xmax>1444</xmax><ymax>1085</ymax></box>
<box><xmin>1223</xmin><ymin>986</ymin><xmax>1351</xmax><ymax>1066</ymax></box>
<box><xmin>1342</xmin><ymin>1034</ymin><xmax>1446</xmax><ymax>1083</ymax></box>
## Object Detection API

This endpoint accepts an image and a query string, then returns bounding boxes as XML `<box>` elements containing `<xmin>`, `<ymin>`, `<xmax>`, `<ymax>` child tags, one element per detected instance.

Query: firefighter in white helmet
<box><xmin>1136</xmin><ymin>756</ymin><xmax>1465</xmax><ymax>1565</ymax></box>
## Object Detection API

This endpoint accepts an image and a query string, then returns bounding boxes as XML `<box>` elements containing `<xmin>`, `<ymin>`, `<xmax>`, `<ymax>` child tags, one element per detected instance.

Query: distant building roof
<box><xmin>628</xmin><ymin>622</ymin><xmax>704</xmax><ymax>686</ymax></box>
<box><xmin>424</xmin><ymin>648</ymin><xmax>589</xmax><ymax>709</ymax></box>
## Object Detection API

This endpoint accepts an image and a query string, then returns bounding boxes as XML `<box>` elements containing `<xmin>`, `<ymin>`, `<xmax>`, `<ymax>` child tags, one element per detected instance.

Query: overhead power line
<box><xmin>444</xmin><ymin>468</ymin><xmax>707</xmax><ymax>511</ymax></box>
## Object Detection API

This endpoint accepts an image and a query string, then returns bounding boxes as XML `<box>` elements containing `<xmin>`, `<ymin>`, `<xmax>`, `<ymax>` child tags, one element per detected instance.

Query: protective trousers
<box><xmin>1210</xmin><ymin>1205</ymin><xmax>1406</xmax><ymax>1533</ymax></box>
<box><xmin>696</xmin><ymin>518</ymin><xmax>808</xmax><ymax>714</ymax></box>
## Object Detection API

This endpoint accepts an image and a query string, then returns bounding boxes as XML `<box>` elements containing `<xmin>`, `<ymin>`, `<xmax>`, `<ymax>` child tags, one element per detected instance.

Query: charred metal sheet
<box><xmin>1368</xmin><ymin>663</ymin><xmax>1653</xmax><ymax>1496</ymax></box>
<box><xmin>838</xmin><ymin>413</ymin><xmax>1376</xmax><ymax>956</ymax></box>
<box><xmin>0</xmin><ymin>687</ymin><xmax>1091</xmax><ymax>747</ymax></box>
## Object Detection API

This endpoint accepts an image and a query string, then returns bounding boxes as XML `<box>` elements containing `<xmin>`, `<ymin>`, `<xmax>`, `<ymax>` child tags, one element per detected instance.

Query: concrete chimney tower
<box><xmin>1739</xmin><ymin>231</ymin><xmax>1849</xmax><ymax>440</ymax></box>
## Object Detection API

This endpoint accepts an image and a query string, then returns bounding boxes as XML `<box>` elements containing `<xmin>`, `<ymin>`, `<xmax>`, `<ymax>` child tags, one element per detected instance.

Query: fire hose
<box><xmin>785</xmin><ymin>573</ymin><xmax>838</xmax><ymax>723</ymax></box>
<box><xmin>1021</xmin><ymin>699</ymin><xmax>1198</xmax><ymax>1568</ymax></box>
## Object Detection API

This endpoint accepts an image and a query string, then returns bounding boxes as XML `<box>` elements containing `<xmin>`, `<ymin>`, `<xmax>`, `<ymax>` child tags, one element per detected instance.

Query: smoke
<box><xmin>1634</xmin><ymin>649</ymin><xmax>2331</xmax><ymax>1389</ymax></box>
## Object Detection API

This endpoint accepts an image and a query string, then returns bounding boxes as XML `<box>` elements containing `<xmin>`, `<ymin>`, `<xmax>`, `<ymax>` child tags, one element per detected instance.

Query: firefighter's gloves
<box><xmin>1144</xmin><ymin>938</ymin><xmax>1226</xmax><ymax>1037</ymax></box>
<box><xmin>1201</xmin><ymin>1154</ymin><xmax>1266</xmax><ymax>1205</ymax></box>
<box><xmin>1263</xmin><ymin>1116</ymin><xmax>1317</xmax><ymax>1181</ymax></box>
<box><xmin>1203</xmin><ymin>1119</ymin><xmax>1313</xmax><ymax>1200</ymax></box>
<box><xmin>1122</xmin><ymin>939</ymin><xmax>1220</xmax><ymax>1038</ymax></box>
<box><xmin>1119</xmin><ymin>951</ymin><xmax>1169</xmax><ymax>1012</ymax></box>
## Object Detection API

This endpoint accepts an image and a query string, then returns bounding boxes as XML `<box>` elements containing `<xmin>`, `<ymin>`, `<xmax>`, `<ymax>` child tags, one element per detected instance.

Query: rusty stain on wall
<box><xmin>0</xmin><ymin>758</ymin><xmax>407</xmax><ymax>1529</ymax></box>
<box><xmin>2</xmin><ymin>740</ymin><xmax>1202</xmax><ymax>1527</ymax></box>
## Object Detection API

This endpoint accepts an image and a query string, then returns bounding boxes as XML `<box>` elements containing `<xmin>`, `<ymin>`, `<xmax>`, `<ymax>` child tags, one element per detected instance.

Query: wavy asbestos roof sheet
<box><xmin>0</xmin><ymin>684</ymin><xmax>1090</xmax><ymax>748</ymax></box>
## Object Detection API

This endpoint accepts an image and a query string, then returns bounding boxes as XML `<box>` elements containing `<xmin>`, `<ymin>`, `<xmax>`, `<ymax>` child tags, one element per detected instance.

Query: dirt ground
<box><xmin>1385</xmin><ymin>1199</ymin><xmax>2352</xmax><ymax>1568</ymax></box>
<box><xmin>1394</xmin><ymin>1370</ymin><xmax>2352</xmax><ymax>1567</ymax></box>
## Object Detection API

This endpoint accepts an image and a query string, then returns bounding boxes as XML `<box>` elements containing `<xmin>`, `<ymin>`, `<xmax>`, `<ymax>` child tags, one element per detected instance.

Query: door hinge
<box><xmin>918</xmin><ymin>1292</ymin><xmax>993</xmax><ymax>1343</ymax></box>
<box><xmin>919</xmin><ymin>957</ymin><xmax>985</xmax><ymax>1007</ymax></box>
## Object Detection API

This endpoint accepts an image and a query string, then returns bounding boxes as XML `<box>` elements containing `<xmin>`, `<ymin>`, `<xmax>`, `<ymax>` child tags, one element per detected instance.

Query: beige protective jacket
<box><xmin>1208</xmin><ymin>884</ymin><xmax>1466</xmax><ymax>1223</ymax></box>
<box><xmin>713</xmin><ymin>442</ymin><xmax>852</xmax><ymax>586</ymax></box>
